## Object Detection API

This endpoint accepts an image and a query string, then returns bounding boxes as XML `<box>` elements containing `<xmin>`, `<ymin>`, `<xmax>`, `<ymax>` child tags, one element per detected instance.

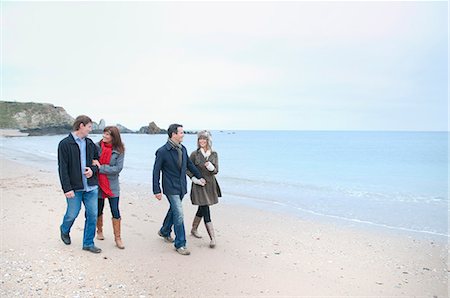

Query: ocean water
<box><xmin>1</xmin><ymin>131</ymin><xmax>448</xmax><ymax>237</ymax></box>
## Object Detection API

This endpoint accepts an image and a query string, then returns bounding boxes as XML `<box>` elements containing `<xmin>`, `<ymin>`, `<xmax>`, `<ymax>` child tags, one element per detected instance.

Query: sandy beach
<box><xmin>0</xmin><ymin>157</ymin><xmax>448</xmax><ymax>297</ymax></box>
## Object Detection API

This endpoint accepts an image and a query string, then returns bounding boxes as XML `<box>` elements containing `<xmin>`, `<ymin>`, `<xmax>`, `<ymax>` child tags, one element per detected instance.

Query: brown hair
<box><xmin>72</xmin><ymin>115</ymin><xmax>92</xmax><ymax>131</ymax></box>
<box><xmin>103</xmin><ymin>126</ymin><xmax>125</xmax><ymax>153</ymax></box>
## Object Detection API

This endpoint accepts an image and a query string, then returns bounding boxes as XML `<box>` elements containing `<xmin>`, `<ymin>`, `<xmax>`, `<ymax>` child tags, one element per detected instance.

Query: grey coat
<box><xmin>96</xmin><ymin>143</ymin><xmax>124</xmax><ymax>198</ymax></box>
<box><xmin>187</xmin><ymin>149</ymin><xmax>221</xmax><ymax>206</ymax></box>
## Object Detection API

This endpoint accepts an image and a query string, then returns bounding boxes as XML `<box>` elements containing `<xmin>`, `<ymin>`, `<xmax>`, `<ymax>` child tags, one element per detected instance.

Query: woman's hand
<box><xmin>205</xmin><ymin>161</ymin><xmax>215</xmax><ymax>172</ymax></box>
<box><xmin>192</xmin><ymin>177</ymin><xmax>206</xmax><ymax>186</ymax></box>
<box><xmin>92</xmin><ymin>159</ymin><xmax>100</xmax><ymax>167</ymax></box>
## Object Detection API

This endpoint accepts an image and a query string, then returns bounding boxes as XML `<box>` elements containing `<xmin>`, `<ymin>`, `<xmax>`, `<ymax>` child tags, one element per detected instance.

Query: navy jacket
<box><xmin>58</xmin><ymin>133</ymin><xmax>99</xmax><ymax>193</ymax></box>
<box><xmin>153</xmin><ymin>141</ymin><xmax>202</xmax><ymax>196</ymax></box>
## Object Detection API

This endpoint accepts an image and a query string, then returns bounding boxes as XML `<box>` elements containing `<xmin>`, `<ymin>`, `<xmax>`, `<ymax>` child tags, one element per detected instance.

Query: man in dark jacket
<box><xmin>58</xmin><ymin>115</ymin><xmax>101</xmax><ymax>253</ymax></box>
<box><xmin>153</xmin><ymin>124</ymin><xmax>205</xmax><ymax>255</ymax></box>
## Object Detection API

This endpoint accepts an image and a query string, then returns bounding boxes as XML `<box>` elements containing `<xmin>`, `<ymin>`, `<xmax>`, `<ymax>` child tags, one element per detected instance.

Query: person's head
<box><xmin>72</xmin><ymin>115</ymin><xmax>93</xmax><ymax>138</ymax></box>
<box><xmin>197</xmin><ymin>130</ymin><xmax>212</xmax><ymax>150</ymax></box>
<box><xmin>102</xmin><ymin>126</ymin><xmax>125</xmax><ymax>153</ymax></box>
<box><xmin>168</xmin><ymin>124</ymin><xmax>184</xmax><ymax>144</ymax></box>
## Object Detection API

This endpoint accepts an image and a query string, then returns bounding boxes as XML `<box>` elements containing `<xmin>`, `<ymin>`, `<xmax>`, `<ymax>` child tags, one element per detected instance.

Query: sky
<box><xmin>2</xmin><ymin>1</ymin><xmax>448</xmax><ymax>131</ymax></box>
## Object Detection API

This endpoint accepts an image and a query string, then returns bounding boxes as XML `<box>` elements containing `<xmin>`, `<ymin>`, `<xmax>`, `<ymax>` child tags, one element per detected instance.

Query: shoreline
<box><xmin>0</xmin><ymin>157</ymin><xmax>448</xmax><ymax>296</ymax></box>
<box><xmin>222</xmin><ymin>194</ymin><xmax>450</xmax><ymax>244</ymax></box>
<box><xmin>0</xmin><ymin>129</ymin><xmax>29</xmax><ymax>137</ymax></box>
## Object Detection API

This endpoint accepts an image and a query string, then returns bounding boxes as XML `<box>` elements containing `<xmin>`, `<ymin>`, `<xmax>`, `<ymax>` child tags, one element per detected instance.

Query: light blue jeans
<box><xmin>60</xmin><ymin>189</ymin><xmax>98</xmax><ymax>248</ymax></box>
<box><xmin>160</xmin><ymin>194</ymin><xmax>186</xmax><ymax>249</ymax></box>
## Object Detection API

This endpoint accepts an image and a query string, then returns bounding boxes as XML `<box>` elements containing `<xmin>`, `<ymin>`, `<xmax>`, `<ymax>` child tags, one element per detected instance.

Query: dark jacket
<box><xmin>58</xmin><ymin>133</ymin><xmax>99</xmax><ymax>193</ymax></box>
<box><xmin>153</xmin><ymin>141</ymin><xmax>202</xmax><ymax>196</ymax></box>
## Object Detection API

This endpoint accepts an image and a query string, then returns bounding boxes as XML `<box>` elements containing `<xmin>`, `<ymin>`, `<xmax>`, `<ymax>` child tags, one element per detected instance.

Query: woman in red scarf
<box><xmin>92</xmin><ymin>126</ymin><xmax>126</xmax><ymax>249</ymax></box>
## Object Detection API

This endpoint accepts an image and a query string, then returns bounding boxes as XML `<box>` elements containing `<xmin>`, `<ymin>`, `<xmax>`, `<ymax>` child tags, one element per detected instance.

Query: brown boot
<box><xmin>205</xmin><ymin>222</ymin><xmax>216</xmax><ymax>248</ymax></box>
<box><xmin>112</xmin><ymin>218</ymin><xmax>125</xmax><ymax>249</ymax></box>
<box><xmin>96</xmin><ymin>215</ymin><xmax>104</xmax><ymax>240</ymax></box>
<box><xmin>191</xmin><ymin>216</ymin><xmax>203</xmax><ymax>238</ymax></box>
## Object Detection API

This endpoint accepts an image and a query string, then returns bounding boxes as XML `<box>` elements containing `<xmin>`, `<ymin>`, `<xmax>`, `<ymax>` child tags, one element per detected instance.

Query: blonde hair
<box><xmin>197</xmin><ymin>130</ymin><xmax>212</xmax><ymax>150</ymax></box>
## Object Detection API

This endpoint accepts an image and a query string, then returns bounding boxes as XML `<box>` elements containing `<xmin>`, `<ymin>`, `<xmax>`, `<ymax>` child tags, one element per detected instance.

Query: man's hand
<box><xmin>92</xmin><ymin>160</ymin><xmax>100</xmax><ymax>167</ymax></box>
<box><xmin>155</xmin><ymin>193</ymin><xmax>162</xmax><ymax>200</ymax></box>
<box><xmin>84</xmin><ymin>167</ymin><xmax>93</xmax><ymax>178</ymax></box>
<box><xmin>65</xmin><ymin>190</ymin><xmax>75</xmax><ymax>198</ymax></box>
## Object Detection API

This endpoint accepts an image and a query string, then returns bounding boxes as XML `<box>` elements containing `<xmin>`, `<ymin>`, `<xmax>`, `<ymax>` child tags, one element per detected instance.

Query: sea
<box><xmin>1</xmin><ymin>131</ymin><xmax>448</xmax><ymax>238</ymax></box>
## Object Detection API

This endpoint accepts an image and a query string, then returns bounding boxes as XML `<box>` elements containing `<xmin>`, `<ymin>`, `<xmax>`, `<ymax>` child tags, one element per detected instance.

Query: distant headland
<box><xmin>0</xmin><ymin>101</ymin><xmax>196</xmax><ymax>136</ymax></box>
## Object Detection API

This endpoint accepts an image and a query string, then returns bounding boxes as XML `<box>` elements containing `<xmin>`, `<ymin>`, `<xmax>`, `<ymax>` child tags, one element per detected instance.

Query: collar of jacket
<box><xmin>68</xmin><ymin>133</ymin><xmax>92</xmax><ymax>145</ymax></box>
<box><xmin>67</xmin><ymin>133</ymin><xmax>78</xmax><ymax>144</ymax></box>
<box><xmin>164</xmin><ymin>141</ymin><xmax>183</xmax><ymax>151</ymax></box>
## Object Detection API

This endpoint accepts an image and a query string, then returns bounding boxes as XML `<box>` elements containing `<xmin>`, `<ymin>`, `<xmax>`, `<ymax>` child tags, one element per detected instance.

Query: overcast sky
<box><xmin>3</xmin><ymin>1</ymin><xmax>448</xmax><ymax>131</ymax></box>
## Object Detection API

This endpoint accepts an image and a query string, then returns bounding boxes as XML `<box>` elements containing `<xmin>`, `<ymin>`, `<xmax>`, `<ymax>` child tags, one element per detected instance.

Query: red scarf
<box><xmin>98</xmin><ymin>141</ymin><xmax>114</xmax><ymax>199</ymax></box>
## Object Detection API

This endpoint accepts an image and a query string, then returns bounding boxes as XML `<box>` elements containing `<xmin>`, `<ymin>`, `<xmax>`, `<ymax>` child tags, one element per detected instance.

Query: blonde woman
<box><xmin>188</xmin><ymin>130</ymin><xmax>221</xmax><ymax>248</ymax></box>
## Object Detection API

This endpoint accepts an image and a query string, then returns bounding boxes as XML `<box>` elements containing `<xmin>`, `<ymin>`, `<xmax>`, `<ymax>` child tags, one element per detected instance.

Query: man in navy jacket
<box><xmin>153</xmin><ymin>124</ymin><xmax>205</xmax><ymax>255</ymax></box>
<box><xmin>58</xmin><ymin>115</ymin><xmax>101</xmax><ymax>253</ymax></box>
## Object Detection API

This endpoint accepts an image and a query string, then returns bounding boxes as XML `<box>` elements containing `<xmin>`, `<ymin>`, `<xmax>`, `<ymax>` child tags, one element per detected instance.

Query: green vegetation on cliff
<box><xmin>0</xmin><ymin>101</ymin><xmax>74</xmax><ymax>129</ymax></box>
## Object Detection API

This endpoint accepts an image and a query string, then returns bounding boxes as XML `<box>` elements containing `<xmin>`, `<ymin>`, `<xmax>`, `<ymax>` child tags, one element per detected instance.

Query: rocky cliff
<box><xmin>0</xmin><ymin>101</ymin><xmax>74</xmax><ymax>130</ymax></box>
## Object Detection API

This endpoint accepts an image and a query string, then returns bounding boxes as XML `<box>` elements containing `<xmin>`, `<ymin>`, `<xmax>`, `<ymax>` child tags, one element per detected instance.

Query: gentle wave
<box><xmin>225</xmin><ymin>192</ymin><xmax>450</xmax><ymax>238</ymax></box>
<box><xmin>220</xmin><ymin>176</ymin><xmax>448</xmax><ymax>204</ymax></box>
<box><xmin>294</xmin><ymin>204</ymin><xmax>450</xmax><ymax>238</ymax></box>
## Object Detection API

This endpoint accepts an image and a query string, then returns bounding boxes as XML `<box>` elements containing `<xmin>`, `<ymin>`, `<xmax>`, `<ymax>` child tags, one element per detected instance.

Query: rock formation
<box><xmin>0</xmin><ymin>101</ymin><xmax>73</xmax><ymax>130</ymax></box>
<box><xmin>139</xmin><ymin>121</ymin><xmax>167</xmax><ymax>134</ymax></box>
<box><xmin>116</xmin><ymin>124</ymin><xmax>134</xmax><ymax>133</ymax></box>
<box><xmin>0</xmin><ymin>101</ymin><xmax>192</xmax><ymax>136</ymax></box>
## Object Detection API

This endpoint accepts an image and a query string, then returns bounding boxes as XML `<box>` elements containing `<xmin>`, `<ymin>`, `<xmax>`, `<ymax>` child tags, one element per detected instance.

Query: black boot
<box><xmin>60</xmin><ymin>226</ymin><xmax>71</xmax><ymax>245</ymax></box>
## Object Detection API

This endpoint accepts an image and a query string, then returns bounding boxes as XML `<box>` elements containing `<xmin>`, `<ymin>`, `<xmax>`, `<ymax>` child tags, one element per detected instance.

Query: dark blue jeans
<box><xmin>98</xmin><ymin>197</ymin><xmax>120</xmax><ymax>219</ymax></box>
<box><xmin>160</xmin><ymin>195</ymin><xmax>186</xmax><ymax>249</ymax></box>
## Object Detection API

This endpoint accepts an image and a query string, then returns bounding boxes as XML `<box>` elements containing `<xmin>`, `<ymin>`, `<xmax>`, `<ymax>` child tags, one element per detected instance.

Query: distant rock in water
<box><xmin>116</xmin><ymin>124</ymin><xmax>134</xmax><ymax>133</ymax></box>
<box><xmin>138</xmin><ymin>121</ymin><xmax>197</xmax><ymax>135</ymax></box>
<box><xmin>92</xmin><ymin>121</ymin><xmax>134</xmax><ymax>134</ymax></box>
<box><xmin>94</xmin><ymin>119</ymin><xmax>106</xmax><ymax>131</ymax></box>
<box><xmin>0</xmin><ymin>101</ymin><xmax>74</xmax><ymax>132</ymax></box>
<box><xmin>149</xmin><ymin>121</ymin><xmax>164</xmax><ymax>134</ymax></box>
<box><xmin>138</xmin><ymin>126</ymin><xmax>149</xmax><ymax>134</ymax></box>
<box><xmin>139</xmin><ymin>121</ymin><xmax>167</xmax><ymax>134</ymax></box>
<box><xmin>91</xmin><ymin>119</ymin><xmax>106</xmax><ymax>134</ymax></box>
